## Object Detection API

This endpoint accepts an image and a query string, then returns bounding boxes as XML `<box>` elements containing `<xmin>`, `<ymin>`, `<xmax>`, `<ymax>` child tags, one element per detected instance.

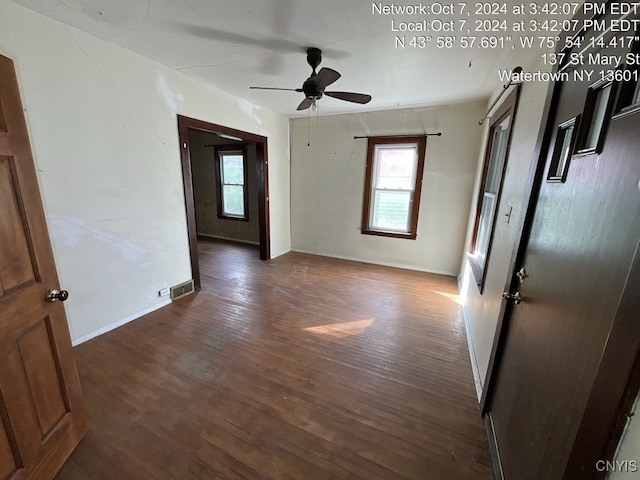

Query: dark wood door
<box><xmin>0</xmin><ymin>54</ymin><xmax>86</xmax><ymax>480</ymax></box>
<box><xmin>486</xmin><ymin>41</ymin><xmax>640</xmax><ymax>479</ymax></box>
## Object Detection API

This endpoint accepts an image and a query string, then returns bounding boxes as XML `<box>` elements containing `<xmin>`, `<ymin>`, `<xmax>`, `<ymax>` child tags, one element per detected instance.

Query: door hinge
<box><xmin>516</xmin><ymin>267</ymin><xmax>528</xmax><ymax>284</ymax></box>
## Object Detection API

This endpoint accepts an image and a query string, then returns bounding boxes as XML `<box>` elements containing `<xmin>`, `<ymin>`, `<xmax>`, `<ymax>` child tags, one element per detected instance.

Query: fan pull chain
<box><xmin>307</xmin><ymin>106</ymin><xmax>311</xmax><ymax>147</ymax></box>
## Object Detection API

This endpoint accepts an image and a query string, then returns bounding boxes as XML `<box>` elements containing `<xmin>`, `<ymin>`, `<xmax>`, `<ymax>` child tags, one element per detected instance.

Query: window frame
<box><xmin>468</xmin><ymin>88</ymin><xmax>519</xmax><ymax>290</ymax></box>
<box><xmin>214</xmin><ymin>144</ymin><xmax>249</xmax><ymax>221</ymax></box>
<box><xmin>574</xmin><ymin>79</ymin><xmax>617</xmax><ymax>156</ymax></box>
<box><xmin>361</xmin><ymin>136</ymin><xmax>426</xmax><ymax>240</ymax></box>
<box><xmin>614</xmin><ymin>33</ymin><xmax>640</xmax><ymax>118</ymax></box>
<box><xmin>547</xmin><ymin>115</ymin><xmax>580</xmax><ymax>183</ymax></box>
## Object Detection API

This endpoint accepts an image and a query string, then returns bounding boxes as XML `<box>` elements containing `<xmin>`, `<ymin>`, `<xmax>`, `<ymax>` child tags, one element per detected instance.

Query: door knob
<box><xmin>502</xmin><ymin>291</ymin><xmax>522</xmax><ymax>304</ymax></box>
<box><xmin>46</xmin><ymin>289</ymin><xmax>69</xmax><ymax>303</ymax></box>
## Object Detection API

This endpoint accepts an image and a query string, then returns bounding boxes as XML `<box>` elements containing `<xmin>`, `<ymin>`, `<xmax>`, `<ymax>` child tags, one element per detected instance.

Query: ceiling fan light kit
<box><xmin>250</xmin><ymin>48</ymin><xmax>372</xmax><ymax>111</ymax></box>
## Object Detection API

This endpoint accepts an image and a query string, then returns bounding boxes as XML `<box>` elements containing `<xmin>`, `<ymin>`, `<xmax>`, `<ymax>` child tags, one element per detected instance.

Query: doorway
<box><xmin>177</xmin><ymin>115</ymin><xmax>270</xmax><ymax>291</ymax></box>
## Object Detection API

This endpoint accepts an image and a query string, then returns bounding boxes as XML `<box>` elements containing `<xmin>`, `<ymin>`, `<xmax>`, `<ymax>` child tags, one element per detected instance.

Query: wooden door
<box><xmin>484</xmin><ymin>31</ymin><xmax>640</xmax><ymax>480</ymax></box>
<box><xmin>0</xmin><ymin>54</ymin><xmax>86</xmax><ymax>479</ymax></box>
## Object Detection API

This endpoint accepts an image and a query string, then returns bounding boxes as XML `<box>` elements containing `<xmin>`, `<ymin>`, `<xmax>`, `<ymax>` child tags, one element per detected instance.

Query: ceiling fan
<box><xmin>250</xmin><ymin>48</ymin><xmax>372</xmax><ymax>111</ymax></box>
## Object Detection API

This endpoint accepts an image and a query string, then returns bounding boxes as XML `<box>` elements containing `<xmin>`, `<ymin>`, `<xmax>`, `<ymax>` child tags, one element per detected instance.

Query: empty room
<box><xmin>1</xmin><ymin>1</ymin><xmax>640</xmax><ymax>479</ymax></box>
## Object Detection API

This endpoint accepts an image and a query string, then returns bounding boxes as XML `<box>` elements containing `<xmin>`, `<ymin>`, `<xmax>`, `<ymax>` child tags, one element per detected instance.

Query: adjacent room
<box><xmin>1</xmin><ymin>1</ymin><xmax>639</xmax><ymax>479</ymax></box>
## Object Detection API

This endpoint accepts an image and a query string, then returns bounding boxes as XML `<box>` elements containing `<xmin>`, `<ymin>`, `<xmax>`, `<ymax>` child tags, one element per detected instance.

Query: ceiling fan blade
<box><xmin>324</xmin><ymin>91</ymin><xmax>372</xmax><ymax>104</ymax></box>
<box><xmin>315</xmin><ymin>68</ymin><xmax>341</xmax><ymax>88</ymax></box>
<box><xmin>250</xmin><ymin>87</ymin><xmax>303</xmax><ymax>92</ymax></box>
<box><xmin>297</xmin><ymin>97</ymin><xmax>313</xmax><ymax>110</ymax></box>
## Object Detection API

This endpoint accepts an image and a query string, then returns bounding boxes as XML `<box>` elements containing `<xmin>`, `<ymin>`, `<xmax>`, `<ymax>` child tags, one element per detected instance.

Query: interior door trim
<box><xmin>177</xmin><ymin>115</ymin><xmax>271</xmax><ymax>291</ymax></box>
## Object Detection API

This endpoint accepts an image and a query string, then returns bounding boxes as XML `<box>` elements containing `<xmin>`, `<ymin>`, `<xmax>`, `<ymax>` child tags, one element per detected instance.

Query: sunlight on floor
<box><xmin>303</xmin><ymin>319</ymin><xmax>374</xmax><ymax>338</ymax></box>
<box><xmin>435</xmin><ymin>291</ymin><xmax>464</xmax><ymax>306</ymax></box>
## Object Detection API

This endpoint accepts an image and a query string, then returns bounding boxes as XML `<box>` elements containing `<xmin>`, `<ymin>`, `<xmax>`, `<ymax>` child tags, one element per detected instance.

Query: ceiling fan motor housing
<box><xmin>304</xmin><ymin>48</ymin><xmax>324</xmax><ymax>99</ymax></box>
<box><xmin>306</xmin><ymin>47</ymin><xmax>322</xmax><ymax>71</ymax></box>
<box><xmin>302</xmin><ymin>77</ymin><xmax>323</xmax><ymax>99</ymax></box>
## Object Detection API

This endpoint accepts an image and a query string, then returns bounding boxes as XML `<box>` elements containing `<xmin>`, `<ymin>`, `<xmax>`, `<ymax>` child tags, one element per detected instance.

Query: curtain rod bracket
<box><xmin>479</xmin><ymin>66</ymin><xmax>523</xmax><ymax>125</ymax></box>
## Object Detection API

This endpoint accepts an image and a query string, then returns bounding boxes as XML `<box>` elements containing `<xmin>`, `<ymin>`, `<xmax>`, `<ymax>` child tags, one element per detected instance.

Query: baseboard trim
<box><xmin>484</xmin><ymin>412</ymin><xmax>505</xmax><ymax>480</ymax></box>
<box><xmin>270</xmin><ymin>247</ymin><xmax>292</xmax><ymax>259</ymax></box>
<box><xmin>291</xmin><ymin>248</ymin><xmax>457</xmax><ymax>277</ymax></box>
<box><xmin>460</xmin><ymin>303</ymin><xmax>484</xmax><ymax>402</ymax></box>
<box><xmin>71</xmin><ymin>299</ymin><xmax>172</xmax><ymax>346</ymax></box>
<box><xmin>197</xmin><ymin>233</ymin><xmax>259</xmax><ymax>246</ymax></box>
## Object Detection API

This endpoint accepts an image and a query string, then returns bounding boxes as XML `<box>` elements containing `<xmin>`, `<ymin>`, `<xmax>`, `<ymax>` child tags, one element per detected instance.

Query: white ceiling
<box><xmin>10</xmin><ymin>0</ymin><xmax>558</xmax><ymax>117</ymax></box>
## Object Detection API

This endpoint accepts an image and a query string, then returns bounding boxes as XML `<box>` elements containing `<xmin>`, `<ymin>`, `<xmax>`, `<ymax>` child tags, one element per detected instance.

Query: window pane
<box><xmin>485</xmin><ymin>116</ymin><xmax>510</xmax><ymax>194</ymax></box>
<box><xmin>222</xmin><ymin>185</ymin><xmax>244</xmax><ymax>216</ymax></box>
<box><xmin>371</xmin><ymin>190</ymin><xmax>411</xmax><ymax>231</ymax></box>
<box><xmin>222</xmin><ymin>154</ymin><xmax>244</xmax><ymax>185</ymax></box>
<box><xmin>584</xmin><ymin>84</ymin><xmax>612</xmax><ymax>150</ymax></box>
<box><xmin>474</xmin><ymin>194</ymin><xmax>495</xmax><ymax>264</ymax></box>
<box><xmin>361</xmin><ymin>136</ymin><xmax>425</xmax><ymax>238</ymax></box>
<box><xmin>555</xmin><ymin>125</ymin><xmax>574</xmax><ymax>176</ymax></box>
<box><xmin>548</xmin><ymin>121</ymin><xmax>575</xmax><ymax>180</ymax></box>
<box><xmin>374</xmin><ymin>146</ymin><xmax>416</xmax><ymax>190</ymax></box>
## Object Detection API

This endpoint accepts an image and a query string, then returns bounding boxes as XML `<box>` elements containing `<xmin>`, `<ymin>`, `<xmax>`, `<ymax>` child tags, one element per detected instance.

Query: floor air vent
<box><xmin>170</xmin><ymin>280</ymin><xmax>195</xmax><ymax>300</ymax></box>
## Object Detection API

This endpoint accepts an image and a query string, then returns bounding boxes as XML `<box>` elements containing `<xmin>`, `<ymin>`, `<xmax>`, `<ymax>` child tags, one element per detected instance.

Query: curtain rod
<box><xmin>354</xmin><ymin>133</ymin><xmax>442</xmax><ymax>139</ymax></box>
<box><xmin>478</xmin><ymin>66</ymin><xmax>523</xmax><ymax>126</ymax></box>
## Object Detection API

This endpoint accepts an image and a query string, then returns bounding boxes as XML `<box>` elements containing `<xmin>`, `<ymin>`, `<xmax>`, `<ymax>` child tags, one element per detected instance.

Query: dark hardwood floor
<box><xmin>54</xmin><ymin>239</ymin><xmax>493</xmax><ymax>480</ymax></box>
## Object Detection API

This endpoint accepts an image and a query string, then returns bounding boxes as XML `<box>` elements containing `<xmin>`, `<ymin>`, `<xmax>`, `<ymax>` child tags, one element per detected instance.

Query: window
<box><xmin>361</xmin><ymin>136</ymin><xmax>426</xmax><ymax>239</ymax></box>
<box><xmin>575</xmin><ymin>80</ymin><xmax>616</xmax><ymax>155</ymax></box>
<box><xmin>547</xmin><ymin>116</ymin><xmax>579</xmax><ymax>183</ymax></box>
<box><xmin>615</xmin><ymin>35</ymin><xmax>640</xmax><ymax>116</ymax></box>
<box><xmin>214</xmin><ymin>146</ymin><xmax>248</xmax><ymax>220</ymax></box>
<box><xmin>468</xmin><ymin>89</ymin><xmax>518</xmax><ymax>288</ymax></box>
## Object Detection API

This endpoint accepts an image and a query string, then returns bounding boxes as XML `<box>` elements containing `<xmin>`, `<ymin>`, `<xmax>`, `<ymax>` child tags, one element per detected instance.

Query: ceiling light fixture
<box><xmin>217</xmin><ymin>133</ymin><xmax>243</xmax><ymax>142</ymax></box>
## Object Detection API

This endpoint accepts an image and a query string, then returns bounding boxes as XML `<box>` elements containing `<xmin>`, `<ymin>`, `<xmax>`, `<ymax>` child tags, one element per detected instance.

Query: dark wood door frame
<box><xmin>177</xmin><ymin>115</ymin><xmax>270</xmax><ymax>290</ymax></box>
<box><xmin>479</xmin><ymin>3</ymin><xmax>640</xmax><ymax>476</ymax></box>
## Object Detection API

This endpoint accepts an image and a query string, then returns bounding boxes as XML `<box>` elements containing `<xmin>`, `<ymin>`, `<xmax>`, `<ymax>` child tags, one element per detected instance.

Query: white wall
<box><xmin>0</xmin><ymin>1</ymin><xmax>290</xmax><ymax>343</ymax></box>
<box><xmin>458</xmin><ymin>55</ymin><xmax>555</xmax><ymax>397</ymax></box>
<box><xmin>290</xmin><ymin>102</ymin><xmax>485</xmax><ymax>276</ymax></box>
